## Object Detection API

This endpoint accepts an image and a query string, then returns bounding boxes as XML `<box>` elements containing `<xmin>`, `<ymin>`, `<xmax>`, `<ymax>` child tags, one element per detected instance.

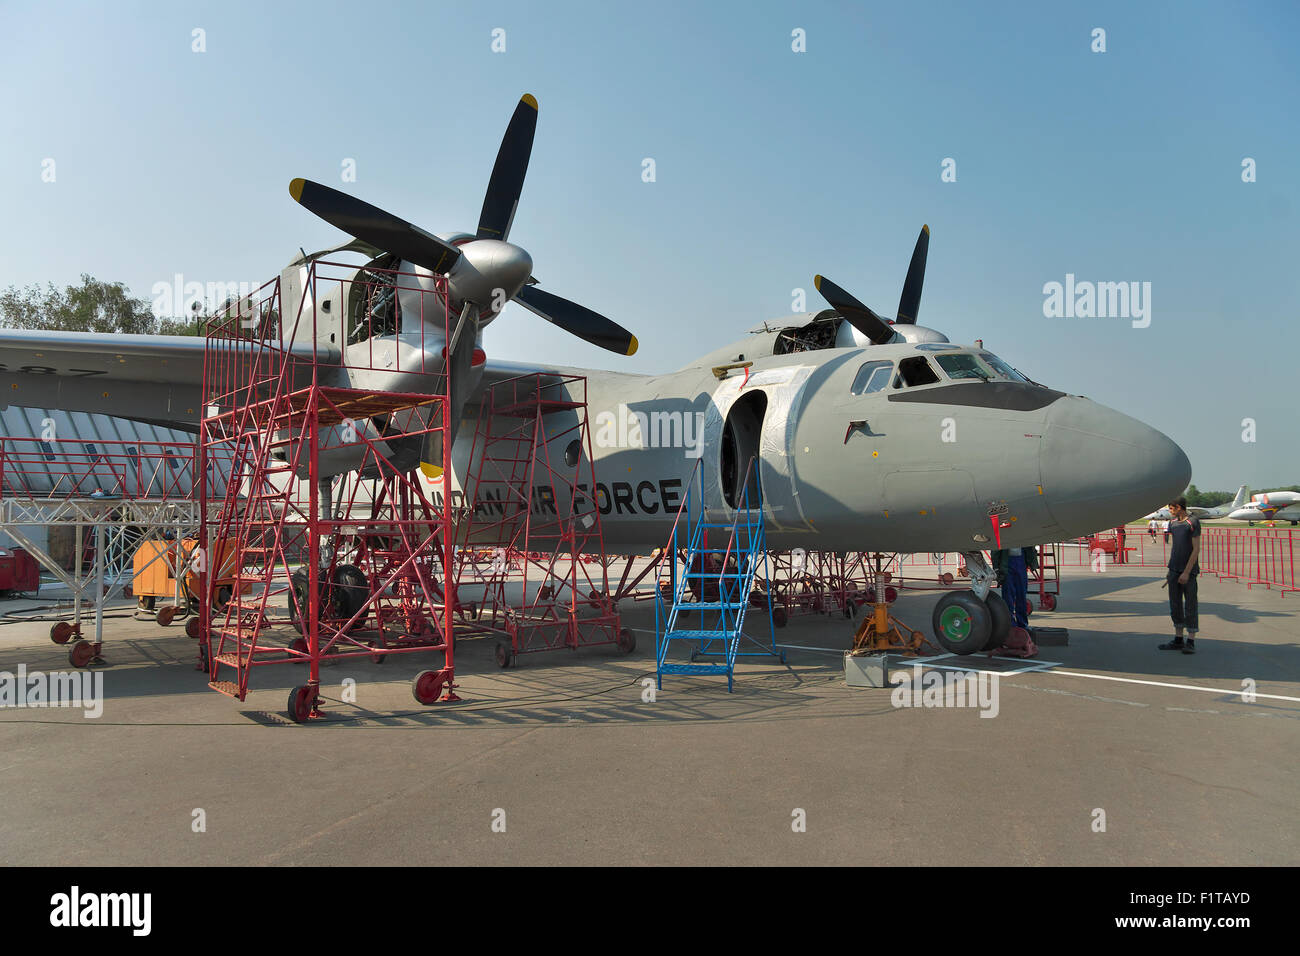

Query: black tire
<box><xmin>931</xmin><ymin>591</ymin><xmax>993</xmax><ymax>656</ymax></box>
<box><xmin>983</xmin><ymin>590</ymin><xmax>1012</xmax><ymax>652</ymax></box>
<box><xmin>333</xmin><ymin>564</ymin><xmax>369</xmax><ymax>621</ymax></box>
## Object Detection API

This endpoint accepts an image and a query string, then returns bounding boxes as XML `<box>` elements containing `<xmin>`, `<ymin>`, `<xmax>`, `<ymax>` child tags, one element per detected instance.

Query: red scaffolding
<box><xmin>198</xmin><ymin>259</ymin><xmax>460</xmax><ymax>721</ymax></box>
<box><xmin>454</xmin><ymin>372</ymin><xmax>629</xmax><ymax>667</ymax></box>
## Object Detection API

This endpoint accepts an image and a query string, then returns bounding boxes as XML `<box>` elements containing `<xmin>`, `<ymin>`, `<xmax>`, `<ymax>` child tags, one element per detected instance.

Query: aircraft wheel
<box><xmin>983</xmin><ymin>591</ymin><xmax>1012</xmax><ymax>651</ymax></box>
<box><xmin>931</xmin><ymin>591</ymin><xmax>992</xmax><ymax>656</ymax></box>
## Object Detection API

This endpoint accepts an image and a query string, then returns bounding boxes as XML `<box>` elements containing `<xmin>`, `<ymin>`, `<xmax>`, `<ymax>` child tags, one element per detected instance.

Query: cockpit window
<box><xmin>851</xmin><ymin>360</ymin><xmax>894</xmax><ymax>394</ymax></box>
<box><xmin>935</xmin><ymin>352</ymin><xmax>994</xmax><ymax>382</ymax></box>
<box><xmin>977</xmin><ymin>352</ymin><xmax>1029</xmax><ymax>382</ymax></box>
<box><xmin>893</xmin><ymin>356</ymin><xmax>941</xmax><ymax>388</ymax></box>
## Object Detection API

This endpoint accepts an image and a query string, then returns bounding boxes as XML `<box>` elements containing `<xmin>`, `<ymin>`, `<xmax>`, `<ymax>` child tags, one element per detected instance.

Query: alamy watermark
<box><xmin>593</xmin><ymin>404</ymin><xmax>706</xmax><ymax>458</ymax></box>
<box><xmin>0</xmin><ymin>664</ymin><xmax>103</xmax><ymax>718</ymax></box>
<box><xmin>891</xmin><ymin>664</ymin><xmax>999</xmax><ymax>718</ymax></box>
<box><xmin>1042</xmin><ymin>274</ymin><xmax>1151</xmax><ymax>328</ymax></box>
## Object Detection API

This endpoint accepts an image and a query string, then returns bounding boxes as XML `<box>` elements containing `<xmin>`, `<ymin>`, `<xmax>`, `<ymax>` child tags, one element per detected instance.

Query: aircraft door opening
<box><xmin>721</xmin><ymin>391</ymin><xmax>767</xmax><ymax>508</ymax></box>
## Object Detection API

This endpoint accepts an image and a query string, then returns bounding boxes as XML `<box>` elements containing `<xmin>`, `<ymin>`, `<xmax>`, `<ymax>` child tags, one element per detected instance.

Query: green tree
<box><xmin>0</xmin><ymin>275</ymin><xmax>200</xmax><ymax>335</ymax></box>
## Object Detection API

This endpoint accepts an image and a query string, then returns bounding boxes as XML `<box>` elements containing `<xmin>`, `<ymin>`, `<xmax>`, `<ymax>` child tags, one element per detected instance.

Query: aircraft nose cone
<box><xmin>1040</xmin><ymin>397</ymin><xmax>1190</xmax><ymax>536</ymax></box>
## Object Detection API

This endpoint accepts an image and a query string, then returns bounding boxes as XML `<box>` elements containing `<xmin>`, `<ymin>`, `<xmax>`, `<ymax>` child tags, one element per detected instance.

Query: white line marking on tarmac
<box><xmin>775</xmin><ymin>644</ymin><xmax>850</xmax><ymax>654</ymax></box>
<box><xmin>1050</xmin><ymin>670</ymin><xmax>1300</xmax><ymax>703</ymax></box>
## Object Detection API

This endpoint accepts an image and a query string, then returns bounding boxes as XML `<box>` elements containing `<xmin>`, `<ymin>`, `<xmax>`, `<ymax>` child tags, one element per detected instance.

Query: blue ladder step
<box><xmin>666</xmin><ymin>629</ymin><xmax>738</xmax><ymax>639</ymax></box>
<box><xmin>658</xmin><ymin>662</ymin><xmax>732</xmax><ymax>675</ymax></box>
<box><xmin>677</xmin><ymin>601</ymin><xmax>746</xmax><ymax>610</ymax></box>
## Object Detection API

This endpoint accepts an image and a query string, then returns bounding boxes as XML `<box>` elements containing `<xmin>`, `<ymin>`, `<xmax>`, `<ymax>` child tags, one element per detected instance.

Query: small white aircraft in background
<box><xmin>1142</xmin><ymin>484</ymin><xmax>1247</xmax><ymax>521</ymax></box>
<box><xmin>1228</xmin><ymin>490</ymin><xmax>1300</xmax><ymax>525</ymax></box>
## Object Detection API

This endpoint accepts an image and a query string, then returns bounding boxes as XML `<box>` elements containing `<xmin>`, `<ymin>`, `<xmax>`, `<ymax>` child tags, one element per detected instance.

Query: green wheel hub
<box><xmin>939</xmin><ymin>605</ymin><xmax>971</xmax><ymax>639</ymax></box>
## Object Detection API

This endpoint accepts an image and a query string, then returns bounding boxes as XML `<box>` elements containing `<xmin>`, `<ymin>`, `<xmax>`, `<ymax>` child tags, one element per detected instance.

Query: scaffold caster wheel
<box><xmin>412</xmin><ymin>670</ymin><xmax>444</xmax><ymax>705</ymax></box>
<box><xmin>156</xmin><ymin>605</ymin><xmax>178</xmax><ymax>627</ymax></box>
<box><xmin>940</xmin><ymin>572</ymin><xmax>954</xmax><ymax>585</ymax></box>
<box><xmin>843</xmin><ymin>600</ymin><xmax>858</xmax><ymax>620</ymax></box>
<box><xmin>369</xmin><ymin>643</ymin><xmax>386</xmax><ymax>664</ymax></box>
<box><xmin>68</xmin><ymin>639</ymin><xmax>95</xmax><ymax>669</ymax></box>
<box><xmin>884</xmin><ymin>586</ymin><xmax>898</xmax><ymax>604</ymax></box>
<box><xmin>287</xmin><ymin>685</ymin><xmax>317</xmax><ymax>723</ymax></box>
<box><xmin>538</xmin><ymin>585</ymin><xmax>553</xmax><ymax>601</ymax></box>
<box><xmin>1040</xmin><ymin>594</ymin><xmax>1057</xmax><ymax>611</ymax></box>
<box><xmin>495</xmin><ymin>642</ymin><xmax>514</xmax><ymax>669</ymax></box>
<box><xmin>185</xmin><ymin>617</ymin><xmax>204</xmax><ymax>640</ymax></box>
<box><xmin>289</xmin><ymin>637</ymin><xmax>309</xmax><ymax>661</ymax></box>
<box><xmin>772</xmin><ymin>607</ymin><xmax>788</xmax><ymax>628</ymax></box>
<box><xmin>617</xmin><ymin>628</ymin><xmax>636</xmax><ymax>654</ymax></box>
<box><xmin>880</xmin><ymin>571</ymin><xmax>892</xmax><ymax>584</ymax></box>
<box><xmin>931</xmin><ymin>591</ymin><xmax>992</xmax><ymax>656</ymax></box>
<box><xmin>50</xmin><ymin>621</ymin><xmax>76</xmax><ymax>645</ymax></box>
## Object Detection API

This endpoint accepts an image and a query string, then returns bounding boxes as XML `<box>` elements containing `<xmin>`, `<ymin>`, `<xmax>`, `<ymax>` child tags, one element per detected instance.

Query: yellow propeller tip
<box><xmin>419</xmin><ymin>462</ymin><xmax>443</xmax><ymax>479</ymax></box>
<box><xmin>521</xmin><ymin>93</ymin><xmax>538</xmax><ymax>110</ymax></box>
<box><xmin>289</xmin><ymin>178</ymin><xmax>305</xmax><ymax>201</ymax></box>
<box><xmin>922</xmin><ymin>224</ymin><xmax>930</xmax><ymax>234</ymax></box>
<box><xmin>625</xmin><ymin>335</ymin><xmax>638</xmax><ymax>356</ymax></box>
<box><xmin>813</xmin><ymin>275</ymin><xmax>824</xmax><ymax>290</ymax></box>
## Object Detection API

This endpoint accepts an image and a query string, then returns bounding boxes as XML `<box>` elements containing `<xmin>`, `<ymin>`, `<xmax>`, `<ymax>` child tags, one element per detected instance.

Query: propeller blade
<box><xmin>515</xmin><ymin>285</ymin><xmax>638</xmax><ymax>355</ymax></box>
<box><xmin>477</xmin><ymin>94</ymin><xmax>539</xmax><ymax>241</ymax></box>
<box><xmin>288</xmin><ymin>179</ymin><xmax>461</xmax><ymax>274</ymax></box>
<box><xmin>895</xmin><ymin>224</ymin><xmax>929</xmax><ymax>325</ymax></box>
<box><xmin>814</xmin><ymin>275</ymin><xmax>896</xmax><ymax>345</ymax></box>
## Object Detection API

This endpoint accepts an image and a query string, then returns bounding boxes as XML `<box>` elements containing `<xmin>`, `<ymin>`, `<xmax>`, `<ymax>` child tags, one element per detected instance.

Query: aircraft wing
<box><xmin>0</xmin><ymin>329</ymin><xmax>344</xmax><ymax>431</ymax></box>
<box><xmin>0</xmin><ymin>328</ymin><xmax>564</xmax><ymax>430</ymax></box>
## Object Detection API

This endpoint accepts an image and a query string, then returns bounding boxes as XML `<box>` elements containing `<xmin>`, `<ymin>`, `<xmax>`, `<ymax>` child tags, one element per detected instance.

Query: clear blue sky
<box><xmin>3</xmin><ymin>0</ymin><xmax>1296</xmax><ymax>491</ymax></box>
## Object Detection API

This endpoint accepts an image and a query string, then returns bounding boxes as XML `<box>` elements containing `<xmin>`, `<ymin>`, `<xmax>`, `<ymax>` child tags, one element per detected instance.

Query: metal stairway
<box><xmin>655</xmin><ymin>458</ymin><xmax>783</xmax><ymax>692</ymax></box>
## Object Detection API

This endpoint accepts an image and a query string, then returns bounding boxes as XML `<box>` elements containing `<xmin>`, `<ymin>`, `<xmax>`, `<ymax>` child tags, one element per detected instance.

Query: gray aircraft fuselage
<box><xmin>435</xmin><ymin>329</ymin><xmax>1191</xmax><ymax>555</ymax></box>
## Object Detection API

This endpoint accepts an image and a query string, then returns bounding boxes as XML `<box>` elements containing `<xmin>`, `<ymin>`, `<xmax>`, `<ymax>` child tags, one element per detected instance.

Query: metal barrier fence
<box><xmin>890</xmin><ymin>525</ymin><xmax>1296</xmax><ymax>595</ymax></box>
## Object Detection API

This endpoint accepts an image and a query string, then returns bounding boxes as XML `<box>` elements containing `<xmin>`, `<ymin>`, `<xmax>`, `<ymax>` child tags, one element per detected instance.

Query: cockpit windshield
<box><xmin>977</xmin><ymin>352</ymin><xmax>1029</xmax><ymax>382</ymax></box>
<box><xmin>935</xmin><ymin>353</ymin><xmax>994</xmax><ymax>382</ymax></box>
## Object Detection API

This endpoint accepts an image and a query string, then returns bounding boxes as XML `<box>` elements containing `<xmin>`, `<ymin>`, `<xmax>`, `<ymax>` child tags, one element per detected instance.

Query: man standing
<box><xmin>1159</xmin><ymin>496</ymin><xmax>1201</xmax><ymax>654</ymax></box>
<box><xmin>995</xmin><ymin>546</ymin><xmax>1038</xmax><ymax>632</ymax></box>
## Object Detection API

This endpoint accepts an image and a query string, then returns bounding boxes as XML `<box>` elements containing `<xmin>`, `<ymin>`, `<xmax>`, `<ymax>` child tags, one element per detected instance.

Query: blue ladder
<box><xmin>655</xmin><ymin>459</ymin><xmax>784</xmax><ymax>692</ymax></box>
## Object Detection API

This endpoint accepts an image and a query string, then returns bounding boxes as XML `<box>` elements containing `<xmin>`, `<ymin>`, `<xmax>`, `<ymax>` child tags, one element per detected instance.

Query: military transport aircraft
<box><xmin>1142</xmin><ymin>485</ymin><xmax>1248</xmax><ymax>521</ymax></box>
<box><xmin>0</xmin><ymin>94</ymin><xmax>1191</xmax><ymax>655</ymax></box>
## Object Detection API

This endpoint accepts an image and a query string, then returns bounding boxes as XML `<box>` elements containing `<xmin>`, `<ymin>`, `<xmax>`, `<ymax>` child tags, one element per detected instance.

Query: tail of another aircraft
<box><xmin>1232</xmin><ymin>484</ymin><xmax>1248</xmax><ymax>509</ymax></box>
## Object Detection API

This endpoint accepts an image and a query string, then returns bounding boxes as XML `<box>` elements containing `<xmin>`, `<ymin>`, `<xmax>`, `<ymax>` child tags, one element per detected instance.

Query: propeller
<box><xmin>288</xmin><ymin>179</ymin><xmax>461</xmax><ymax>274</ymax></box>
<box><xmin>287</xmin><ymin>93</ymin><xmax>637</xmax><ymax>357</ymax></box>
<box><xmin>477</xmin><ymin>94</ymin><xmax>538</xmax><ymax>241</ymax></box>
<box><xmin>813</xmin><ymin>275</ymin><xmax>896</xmax><ymax>345</ymax></box>
<box><xmin>813</xmin><ymin>224</ymin><xmax>931</xmax><ymax>343</ymax></box>
<box><xmin>895</xmin><ymin>224</ymin><xmax>929</xmax><ymax>325</ymax></box>
<box><xmin>515</xmin><ymin>286</ymin><xmax>638</xmax><ymax>355</ymax></box>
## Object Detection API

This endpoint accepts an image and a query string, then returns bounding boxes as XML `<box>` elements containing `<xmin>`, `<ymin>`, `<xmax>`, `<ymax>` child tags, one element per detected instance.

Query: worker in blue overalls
<box><xmin>994</xmin><ymin>546</ymin><xmax>1038</xmax><ymax>631</ymax></box>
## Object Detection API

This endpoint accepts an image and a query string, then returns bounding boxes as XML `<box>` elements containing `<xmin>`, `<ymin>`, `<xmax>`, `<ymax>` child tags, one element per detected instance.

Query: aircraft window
<box><xmin>893</xmin><ymin>356</ymin><xmax>941</xmax><ymax>388</ymax></box>
<box><xmin>978</xmin><ymin>352</ymin><xmax>1029</xmax><ymax>382</ymax></box>
<box><xmin>850</xmin><ymin>360</ymin><xmax>894</xmax><ymax>395</ymax></box>
<box><xmin>915</xmin><ymin>343</ymin><xmax>957</xmax><ymax>351</ymax></box>
<box><xmin>935</xmin><ymin>353</ymin><xmax>994</xmax><ymax>382</ymax></box>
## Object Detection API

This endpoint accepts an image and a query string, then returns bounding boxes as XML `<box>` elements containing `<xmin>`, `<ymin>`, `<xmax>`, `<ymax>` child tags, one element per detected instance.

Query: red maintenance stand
<box><xmin>454</xmin><ymin>372</ymin><xmax>628</xmax><ymax>667</ymax></box>
<box><xmin>197</xmin><ymin>261</ymin><xmax>460</xmax><ymax>722</ymax></box>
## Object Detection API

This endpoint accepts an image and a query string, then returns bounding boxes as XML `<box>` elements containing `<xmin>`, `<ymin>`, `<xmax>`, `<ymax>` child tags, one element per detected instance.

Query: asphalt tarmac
<box><xmin>1</xmin><ymin>564</ymin><xmax>1295</xmax><ymax>865</ymax></box>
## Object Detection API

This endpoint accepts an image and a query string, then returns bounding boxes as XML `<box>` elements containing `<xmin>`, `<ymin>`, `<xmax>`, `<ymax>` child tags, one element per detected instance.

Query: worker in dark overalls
<box><xmin>994</xmin><ymin>546</ymin><xmax>1039</xmax><ymax>630</ymax></box>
